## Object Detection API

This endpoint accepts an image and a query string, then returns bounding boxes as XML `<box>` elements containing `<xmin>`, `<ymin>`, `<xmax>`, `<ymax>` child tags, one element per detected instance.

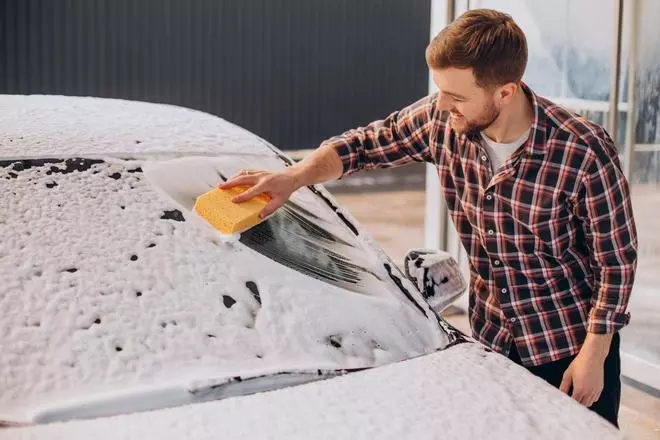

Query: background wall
<box><xmin>0</xmin><ymin>0</ymin><xmax>431</xmax><ymax>150</ymax></box>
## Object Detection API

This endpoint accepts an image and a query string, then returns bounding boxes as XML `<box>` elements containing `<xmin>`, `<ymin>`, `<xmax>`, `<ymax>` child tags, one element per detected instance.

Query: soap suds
<box><xmin>0</xmin><ymin>344</ymin><xmax>623</xmax><ymax>440</ymax></box>
<box><xmin>0</xmin><ymin>95</ymin><xmax>447</xmax><ymax>424</ymax></box>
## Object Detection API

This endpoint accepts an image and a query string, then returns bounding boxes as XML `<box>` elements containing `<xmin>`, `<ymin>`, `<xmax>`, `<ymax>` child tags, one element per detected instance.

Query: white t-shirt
<box><xmin>480</xmin><ymin>128</ymin><xmax>531</xmax><ymax>172</ymax></box>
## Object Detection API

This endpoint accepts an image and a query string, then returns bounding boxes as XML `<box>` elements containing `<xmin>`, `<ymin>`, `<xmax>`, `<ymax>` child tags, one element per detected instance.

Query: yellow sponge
<box><xmin>194</xmin><ymin>185</ymin><xmax>272</xmax><ymax>234</ymax></box>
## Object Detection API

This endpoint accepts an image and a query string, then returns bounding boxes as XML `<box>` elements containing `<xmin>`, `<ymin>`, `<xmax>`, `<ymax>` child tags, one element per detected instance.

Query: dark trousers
<box><xmin>508</xmin><ymin>332</ymin><xmax>621</xmax><ymax>428</ymax></box>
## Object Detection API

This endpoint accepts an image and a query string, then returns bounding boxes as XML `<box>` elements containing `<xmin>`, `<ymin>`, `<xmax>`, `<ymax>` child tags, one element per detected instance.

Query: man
<box><xmin>221</xmin><ymin>9</ymin><xmax>637</xmax><ymax>427</ymax></box>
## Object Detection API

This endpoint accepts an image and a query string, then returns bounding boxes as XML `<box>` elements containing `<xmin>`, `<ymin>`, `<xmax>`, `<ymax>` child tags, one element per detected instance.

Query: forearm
<box><xmin>577</xmin><ymin>151</ymin><xmax>638</xmax><ymax>335</ymax></box>
<box><xmin>579</xmin><ymin>332</ymin><xmax>614</xmax><ymax>362</ymax></box>
<box><xmin>280</xmin><ymin>95</ymin><xmax>439</xmax><ymax>192</ymax></box>
<box><xmin>282</xmin><ymin>143</ymin><xmax>344</xmax><ymax>190</ymax></box>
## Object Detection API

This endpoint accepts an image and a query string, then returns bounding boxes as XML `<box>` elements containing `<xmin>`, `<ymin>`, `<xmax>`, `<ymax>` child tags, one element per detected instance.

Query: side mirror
<box><xmin>403</xmin><ymin>248</ymin><xmax>467</xmax><ymax>314</ymax></box>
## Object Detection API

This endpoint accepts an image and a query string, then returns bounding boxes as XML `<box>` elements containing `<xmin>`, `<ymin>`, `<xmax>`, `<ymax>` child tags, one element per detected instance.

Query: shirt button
<box><xmin>486</xmin><ymin>194</ymin><xmax>493</xmax><ymax>200</ymax></box>
<box><xmin>494</xmin><ymin>259</ymin><xmax>501</xmax><ymax>266</ymax></box>
<box><xmin>510</xmin><ymin>317</ymin><xmax>517</xmax><ymax>323</ymax></box>
<box><xmin>488</xmin><ymin>229</ymin><xmax>494</xmax><ymax>235</ymax></box>
<box><xmin>481</xmin><ymin>155</ymin><xmax>488</xmax><ymax>162</ymax></box>
<box><xmin>501</xmin><ymin>288</ymin><xmax>508</xmax><ymax>294</ymax></box>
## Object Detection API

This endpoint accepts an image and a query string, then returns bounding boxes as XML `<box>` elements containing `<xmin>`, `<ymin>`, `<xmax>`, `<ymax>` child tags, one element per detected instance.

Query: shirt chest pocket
<box><xmin>506</xmin><ymin>190</ymin><xmax>574</xmax><ymax>256</ymax></box>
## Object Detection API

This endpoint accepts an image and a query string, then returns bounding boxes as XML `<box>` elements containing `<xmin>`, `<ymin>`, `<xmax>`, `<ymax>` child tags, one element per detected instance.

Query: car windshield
<box><xmin>0</xmin><ymin>96</ymin><xmax>460</xmax><ymax>425</ymax></box>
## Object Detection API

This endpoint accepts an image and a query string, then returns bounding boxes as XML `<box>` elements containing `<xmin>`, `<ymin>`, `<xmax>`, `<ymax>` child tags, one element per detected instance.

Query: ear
<box><xmin>497</xmin><ymin>82</ymin><xmax>518</xmax><ymax>104</ymax></box>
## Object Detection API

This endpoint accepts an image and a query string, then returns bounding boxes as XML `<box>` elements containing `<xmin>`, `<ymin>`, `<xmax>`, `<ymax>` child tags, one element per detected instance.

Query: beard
<box><xmin>449</xmin><ymin>100</ymin><xmax>500</xmax><ymax>136</ymax></box>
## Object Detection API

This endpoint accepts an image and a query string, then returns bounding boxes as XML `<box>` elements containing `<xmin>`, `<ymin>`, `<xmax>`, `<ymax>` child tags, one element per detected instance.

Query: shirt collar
<box><xmin>520</xmin><ymin>82</ymin><xmax>549</xmax><ymax>156</ymax></box>
<box><xmin>462</xmin><ymin>82</ymin><xmax>549</xmax><ymax>156</ymax></box>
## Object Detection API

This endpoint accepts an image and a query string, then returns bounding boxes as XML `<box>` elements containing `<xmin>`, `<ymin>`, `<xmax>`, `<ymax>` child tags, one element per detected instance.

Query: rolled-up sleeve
<box><xmin>575</xmin><ymin>146</ymin><xmax>638</xmax><ymax>334</ymax></box>
<box><xmin>320</xmin><ymin>94</ymin><xmax>439</xmax><ymax>178</ymax></box>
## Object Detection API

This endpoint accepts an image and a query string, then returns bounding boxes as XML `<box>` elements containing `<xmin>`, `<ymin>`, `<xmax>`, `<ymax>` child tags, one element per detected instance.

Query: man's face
<box><xmin>431</xmin><ymin>68</ymin><xmax>500</xmax><ymax>136</ymax></box>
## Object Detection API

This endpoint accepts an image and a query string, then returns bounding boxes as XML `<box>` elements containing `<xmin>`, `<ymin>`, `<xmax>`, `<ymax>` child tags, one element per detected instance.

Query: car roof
<box><xmin>0</xmin><ymin>95</ymin><xmax>457</xmax><ymax>424</ymax></box>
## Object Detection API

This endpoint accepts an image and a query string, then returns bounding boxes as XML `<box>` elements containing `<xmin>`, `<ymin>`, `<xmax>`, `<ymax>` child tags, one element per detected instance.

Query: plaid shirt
<box><xmin>323</xmin><ymin>83</ymin><xmax>638</xmax><ymax>366</ymax></box>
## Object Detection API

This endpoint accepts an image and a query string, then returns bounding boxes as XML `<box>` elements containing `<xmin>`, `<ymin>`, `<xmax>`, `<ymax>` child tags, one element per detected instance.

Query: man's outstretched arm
<box><xmin>222</xmin><ymin>94</ymin><xmax>440</xmax><ymax>217</ymax></box>
<box><xmin>319</xmin><ymin>93</ymin><xmax>438</xmax><ymax>178</ymax></box>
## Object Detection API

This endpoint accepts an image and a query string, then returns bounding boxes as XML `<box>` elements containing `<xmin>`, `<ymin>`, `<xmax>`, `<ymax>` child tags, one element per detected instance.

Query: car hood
<box><xmin>0</xmin><ymin>95</ymin><xmax>462</xmax><ymax>424</ymax></box>
<box><xmin>0</xmin><ymin>343</ymin><xmax>623</xmax><ymax>440</ymax></box>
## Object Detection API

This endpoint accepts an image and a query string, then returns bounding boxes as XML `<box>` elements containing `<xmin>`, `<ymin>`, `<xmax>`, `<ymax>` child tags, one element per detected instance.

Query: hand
<box><xmin>218</xmin><ymin>168</ymin><xmax>299</xmax><ymax>218</ymax></box>
<box><xmin>559</xmin><ymin>352</ymin><xmax>605</xmax><ymax>407</ymax></box>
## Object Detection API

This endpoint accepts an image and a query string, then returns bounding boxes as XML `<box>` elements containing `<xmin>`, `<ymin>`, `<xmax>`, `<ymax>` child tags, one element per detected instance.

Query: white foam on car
<box><xmin>0</xmin><ymin>344</ymin><xmax>624</xmax><ymax>440</ymax></box>
<box><xmin>0</xmin><ymin>95</ymin><xmax>446</xmax><ymax>424</ymax></box>
<box><xmin>0</xmin><ymin>95</ymin><xmax>263</xmax><ymax>159</ymax></box>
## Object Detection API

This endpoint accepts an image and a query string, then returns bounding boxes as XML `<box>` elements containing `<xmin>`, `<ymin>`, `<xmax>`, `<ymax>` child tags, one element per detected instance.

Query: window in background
<box><xmin>619</xmin><ymin>0</ymin><xmax>660</xmax><ymax>386</ymax></box>
<box><xmin>470</xmin><ymin>0</ymin><xmax>614</xmax><ymax>105</ymax></box>
<box><xmin>471</xmin><ymin>0</ymin><xmax>660</xmax><ymax>388</ymax></box>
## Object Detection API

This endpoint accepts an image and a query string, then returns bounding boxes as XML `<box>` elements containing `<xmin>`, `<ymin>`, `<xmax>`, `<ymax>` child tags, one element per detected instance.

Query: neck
<box><xmin>482</xmin><ymin>85</ymin><xmax>534</xmax><ymax>143</ymax></box>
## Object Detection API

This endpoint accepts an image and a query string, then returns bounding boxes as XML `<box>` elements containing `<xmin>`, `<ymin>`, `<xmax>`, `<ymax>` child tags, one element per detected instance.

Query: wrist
<box><xmin>282</xmin><ymin>166</ymin><xmax>306</xmax><ymax>190</ymax></box>
<box><xmin>580</xmin><ymin>332</ymin><xmax>613</xmax><ymax>362</ymax></box>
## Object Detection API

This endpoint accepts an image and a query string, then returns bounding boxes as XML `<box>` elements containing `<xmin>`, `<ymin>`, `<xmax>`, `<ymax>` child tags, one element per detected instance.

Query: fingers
<box><xmin>558</xmin><ymin>358</ymin><xmax>605</xmax><ymax>407</ymax></box>
<box><xmin>219</xmin><ymin>169</ymin><xmax>266</xmax><ymax>189</ymax></box>
<box><xmin>585</xmin><ymin>391</ymin><xmax>601</xmax><ymax>408</ymax></box>
<box><xmin>559</xmin><ymin>370</ymin><xmax>573</xmax><ymax>395</ymax></box>
<box><xmin>569</xmin><ymin>384</ymin><xmax>598</xmax><ymax>406</ymax></box>
<box><xmin>231</xmin><ymin>184</ymin><xmax>267</xmax><ymax>203</ymax></box>
<box><xmin>568</xmin><ymin>377</ymin><xmax>587</xmax><ymax>405</ymax></box>
<box><xmin>562</xmin><ymin>377</ymin><xmax>601</xmax><ymax>407</ymax></box>
<box><xmin>259</xmin><ymin>197</ymin><xmax>285</xmax><ymax>219</ymax></box>
<box><xmin>216</xmin><ymin>169</ymin><xmax>290</xmax><ymax>213</ymax></box>
<box><xmin>218</xmin><ymin>174</ymin><xmax>258</xmax><ymax>189</ymax></box>
<box><xmin>572</xmin><ymin>389</ymin><xmax>587</xmax><ymax>405</ymax></box>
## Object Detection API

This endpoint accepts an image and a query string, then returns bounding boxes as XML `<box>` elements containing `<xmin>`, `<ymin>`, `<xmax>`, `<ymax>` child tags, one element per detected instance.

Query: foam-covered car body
<box><xmin>0</xmin><ymin>96</ymin><xmax>622</xmax><ymax>439</ymax></box>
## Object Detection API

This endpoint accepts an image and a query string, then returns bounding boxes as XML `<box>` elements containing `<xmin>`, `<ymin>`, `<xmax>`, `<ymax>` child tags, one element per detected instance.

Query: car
<box><xmin>0</xmin><ymin>95</ymin><xmax>623</xmax><ymax>439</ymax></box>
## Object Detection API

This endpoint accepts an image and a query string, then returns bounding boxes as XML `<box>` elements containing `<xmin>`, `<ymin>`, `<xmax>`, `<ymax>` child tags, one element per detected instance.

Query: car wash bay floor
<box><xmin>333</xmin><ymin>189</ymin><xmax>660</xmax><ymax>440</ymax></box>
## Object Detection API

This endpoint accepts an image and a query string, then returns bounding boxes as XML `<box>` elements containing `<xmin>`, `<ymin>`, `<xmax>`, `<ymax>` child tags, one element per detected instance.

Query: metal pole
<box><xmin>424</xmin><ymin>0</ymin><xmax>455</xmax><ymax>251</ymax></box>
<box><xmin>561</xmin><ymin>1</ymin><xmax>569</xmax><ymax>98</ymax></box>
<box><xmin>436</xmin><ymin>0</ymin><xmax>454</xmax><ymax>251</ymax></box>
<box><xmin>608</xmin><ymin>0</ymin><xmax>624</xmax><ymax>142</ymax></box>
<box><xmin>623</xmin><ymin>0</ymin><xmax>639</xmax><ymax>181</ymax></box>
<box><xmin>447</xmin><ymin>0</ymin><xmax>456</xmax><ymax>20</ymax></box>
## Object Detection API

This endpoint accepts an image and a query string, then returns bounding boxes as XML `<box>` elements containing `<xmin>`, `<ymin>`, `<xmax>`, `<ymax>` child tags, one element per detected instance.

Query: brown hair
<box><xmin>425</xmin><ymin>9</ymin><xmax>528</xmax><ymax>88</ymax></box>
